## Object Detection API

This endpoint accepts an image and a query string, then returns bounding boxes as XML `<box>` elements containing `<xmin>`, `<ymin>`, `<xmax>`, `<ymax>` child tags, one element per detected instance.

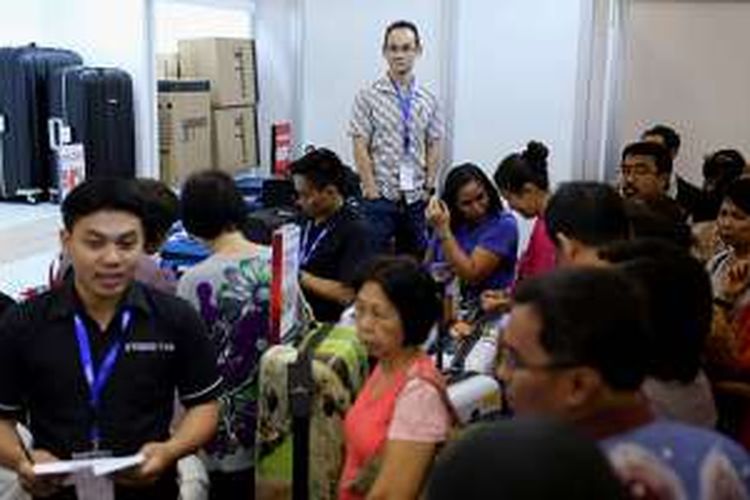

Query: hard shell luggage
<box><xmin>0</xmin><ymin>44</ymin><xmax>82</xmax><ymax>201</ymax></box>
<box><xmin>256</xmin><ymin>323</ymin><xmax>369</xmax><ymax>500</ymax></box>
<box><xmin>48</xmin><ymin>66</ymin><xmax>135</xmax><ymax>188</ymax></box>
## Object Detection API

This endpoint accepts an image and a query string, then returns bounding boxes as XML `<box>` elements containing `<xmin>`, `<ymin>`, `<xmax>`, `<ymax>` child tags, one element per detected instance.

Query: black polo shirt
<box><xmin>0</xmin><ymin>279</ymin><xmax>222</xmax><ymax>460</ymax></box>
<box><xmin>300</xmin><ymin>204</ymin><xmax>375</xmax><ymax>322</ymax></box>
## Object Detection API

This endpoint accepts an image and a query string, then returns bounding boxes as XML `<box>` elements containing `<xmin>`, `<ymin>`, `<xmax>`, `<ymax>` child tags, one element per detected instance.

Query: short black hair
<box><xmin>62</xmin><ymin>177</ymin><xmax>145</xmax><ymax>232</ymax></box>
<box><xmin>137</xmin><ymin>178</ymin><xmax>179</xmax><ymax>251</ymax></box>
<box><xmin>623</xmin><ymin>198</ymin><xmax>691</xmax><ymax>249</ymax></box>
<box><xmin>494</xmin><ymin>141</ymin><xmax>550</xmax><ymax>193</ymax></box>
<box><xmin>642</xmin><ymin>124</ymin><xmax>681</xmax><ymax>155</ymax></box>
<box><xmin>600</xmin><ymin>239</ymin><xmax>712</xmax><ymax>383</ymax></box>
<box><xmin>724</xmin><ymin>176</ymin><xmax>750</xmax><ymax>215</ymax></box>
<box><xmin>180</xmin><ymin>170</ymin><xmax>247</xmax><ymax>240</ymax></box>
<box><xmin>545</xmin><ymin>182</ymin><xmax>629</xmax><ymax>247</ymax></box>
<box><xmin>514</xmin><ymin>268</ymin><xmax>649</xmax><ymax>391</ymax></box>
<box><xmin>427</xmin><ymin>418</ymin><xmax>626</xmax><ymax>500</ymax></box>
<box><xmin>354</xmin><ymin>256</ymin><xmax>440</xmax><ymax>347</ymax></box>
<box><xmin>383</xmin><ymin>20</ymin><xmax>421</xmax><ymax>49</ymax></box>
<box><xmin>703</xmin><ymin>149</ymin><xmax>746</xmax><ymax>187</ymax></box>
<box><xmin>622</xmin><ymin>141</ymin><xmax>673</xmax><ymax>176</ymax></box>
<box><xmin>290</xmin><ymin>148</ymin><xmax>347</xmax><ymax>195</ymax></box>
<box><xmin>442</xmin><ymin>163</ymin><xmax>504</xmax><ymax>230</ymax></box>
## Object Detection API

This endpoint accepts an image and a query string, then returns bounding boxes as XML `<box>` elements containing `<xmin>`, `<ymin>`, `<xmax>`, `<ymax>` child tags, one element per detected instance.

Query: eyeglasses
<box><xmin>618</xmin><ymin>165</ymin><xmax>658</xmax><ymax>178</ymax></box>
<box><xmin>385</xmin><ymin>43</ymin><xmax>417</xmax><ymax>54</ymax></box>
<box><xmin>496</xmin><ymin>345</ymin><xmax>580</xmax><ymax>373</ymax></box>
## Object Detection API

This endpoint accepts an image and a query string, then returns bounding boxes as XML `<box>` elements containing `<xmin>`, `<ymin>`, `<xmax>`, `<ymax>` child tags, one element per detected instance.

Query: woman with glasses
<box><xmin>339</xmin><ymin>257</ymin><xmax>452</xmax><ymax>500</ymax></box>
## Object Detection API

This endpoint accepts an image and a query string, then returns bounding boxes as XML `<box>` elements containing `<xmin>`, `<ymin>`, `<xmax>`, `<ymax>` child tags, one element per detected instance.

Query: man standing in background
<box><xmin>350</xmin><ymin>20</ymin><xmax>444</xmax><ymax>258</ymax></box>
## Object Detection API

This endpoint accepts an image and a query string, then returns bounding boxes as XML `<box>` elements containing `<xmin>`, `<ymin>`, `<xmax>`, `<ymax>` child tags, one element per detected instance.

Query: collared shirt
<box><xmin>349</xmin><ymin>76</ymin><xmax>443</xmax><ymax>203</ymax></box>
<box><xmin>300</xmin><ymin>204</ymin><xmax>375</xmax><ymax>322</ymax></box>
<box><xmin>0</xmin><ymin>278</ymin><xmax>222</xmax><ymax>459</ymax></box>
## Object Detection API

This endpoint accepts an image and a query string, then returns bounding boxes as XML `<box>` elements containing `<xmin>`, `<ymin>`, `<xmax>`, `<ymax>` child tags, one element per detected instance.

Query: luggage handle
<box><xmin>287</xmin><ymin>323</ymin><xmax>334</xmax><ymax>500</ymax></box>
<box><xmin>48</xmin><ymin>118</ymin><xmax>72</xmax><ymax>151</ymax></box>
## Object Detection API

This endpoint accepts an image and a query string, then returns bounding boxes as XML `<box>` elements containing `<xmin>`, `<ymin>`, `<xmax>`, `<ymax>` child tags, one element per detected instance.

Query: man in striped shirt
<box><xmin>350</xmin><ymin>20</ymin><xmax>444</xmax><ymax>258</ymax></box>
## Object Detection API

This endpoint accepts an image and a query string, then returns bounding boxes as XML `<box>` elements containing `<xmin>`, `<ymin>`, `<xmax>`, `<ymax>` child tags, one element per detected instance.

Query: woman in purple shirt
<box><xmin>426</xmin><ymin>163</ymin><xmax>518</xmax><ymax>318</ymax></box>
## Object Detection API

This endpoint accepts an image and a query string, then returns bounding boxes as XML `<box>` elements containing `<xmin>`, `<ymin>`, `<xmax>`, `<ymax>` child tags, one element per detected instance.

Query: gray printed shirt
<box><xmin>349</xmin><ymin>76</ymin><xmax>443</xmax><ymax>203</ymax></box>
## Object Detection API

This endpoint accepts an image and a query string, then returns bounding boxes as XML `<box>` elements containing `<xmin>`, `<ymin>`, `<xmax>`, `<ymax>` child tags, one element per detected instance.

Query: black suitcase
<box><xmin>0</xmin><ymin>44</ymin><xmax>82</xmax><ymax>201</ymax></box>
<box><xmin>48</xmin><ymin>66</ymin><xmax>135</xmax><ymax>188</ymax></box>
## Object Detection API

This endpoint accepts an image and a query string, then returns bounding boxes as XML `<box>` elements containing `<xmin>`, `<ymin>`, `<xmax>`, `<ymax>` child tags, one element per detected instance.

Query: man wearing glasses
<box><xmin>619</xmin><ymin>140</ymin><xmax>687</xmax><ymax>227</ymax></box>
<box><xmin>349</xmin><ymin>20</ymin><xmax>444</xmax><ymax>258</ymax></box>
<box><xmin>619</xmin><ymin>141</ymin><xmax>675</xmax><ymax>203</ymax></box>
<box><xmin>496</xmin><ymin>267</ymin><xmax>750</xmax><ymax>497</ymax></box>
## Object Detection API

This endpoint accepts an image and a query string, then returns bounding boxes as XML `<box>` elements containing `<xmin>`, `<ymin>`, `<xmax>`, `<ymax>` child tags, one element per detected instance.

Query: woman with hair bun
<box><xmin>494</xmin><ymin>141</ymin><xmax>556</xmax><ymax>283</ymax></box>
<box><xmin>479</xmin><ymin>142</ymin><xmax>556</xmax><ymax>315</ymax></box>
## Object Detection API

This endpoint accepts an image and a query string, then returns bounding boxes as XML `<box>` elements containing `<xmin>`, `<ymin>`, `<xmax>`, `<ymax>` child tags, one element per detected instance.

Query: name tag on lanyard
<box><xmin>300</xmin><ymin>221</ymin><xmax>332</xmax><ymax>266</ymax></box>
<box><xmin>393</xmin><ymin>78</ymin><xmax>417</xmax><ymax>191</ymax></box>
<box><xmin>73</xmin><ymin>310</ymin><xmax>133</xmax><ymax>452</ymax></box>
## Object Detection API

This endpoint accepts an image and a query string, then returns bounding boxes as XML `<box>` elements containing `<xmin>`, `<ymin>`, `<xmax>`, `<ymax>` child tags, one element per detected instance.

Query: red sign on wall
<box><xmin>271</xmin><ymin>122</ymin><xmax>292</xmax><ymax>177</ymax></box>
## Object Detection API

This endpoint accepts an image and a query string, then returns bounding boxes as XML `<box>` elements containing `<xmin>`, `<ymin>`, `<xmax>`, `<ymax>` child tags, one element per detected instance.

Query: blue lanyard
<box><xmin>300</xmin><ymin>221</ymin><xmax>331</xmax><ymax>266</ymax></box>
<box><xmin>73</xmin><ymin>310</ymin><xmax>132</xmax><ymax>449</ymax></box>
<box><xmin>391</xmin><ymin>78</ymin><xmax>415</xmax><ymax>155</ymax></box>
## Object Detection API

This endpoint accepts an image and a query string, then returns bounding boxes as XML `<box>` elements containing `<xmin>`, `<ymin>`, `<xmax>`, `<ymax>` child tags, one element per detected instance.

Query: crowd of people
<box><xmin>0</xmin><ymin>17</ymin><xmax>749</xmax><ymax>500</ymax></box>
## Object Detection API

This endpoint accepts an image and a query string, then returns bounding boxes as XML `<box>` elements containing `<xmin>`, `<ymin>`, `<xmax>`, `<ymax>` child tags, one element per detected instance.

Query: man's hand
<box><xmin>17</xmin><ymin>450</ymin><xmax>66</xmax><ymax>498</ymax></box>
<box><xmin>363</xmin><ymin>183</ymin><xmax>379</xmax><ymax>200</ymax></box>
<box><xmin>449</xmin><ymin>321</ymin><xmax>473</xmax><ymax>339</ymax></box>
<box><xmin>721</xmin><ymin>259</ymin><xmax>750</xmax><ymax>302</ymax></box>
<box><xmin>115</xmin><ymin>442</ymin><xmax>176</xmax><ymax>488</ymax></box>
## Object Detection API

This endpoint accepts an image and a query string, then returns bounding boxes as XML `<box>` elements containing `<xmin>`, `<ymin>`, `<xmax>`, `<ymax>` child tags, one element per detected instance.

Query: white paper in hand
<box><xmin>92</xmin><ymin>454</ymin><xmax>144</xmax><ymax>476</ymax></box>
<box><xmin>33</xmin><ymin>454</ymin><xmax>144</xmax><ymax>477</ymax></box>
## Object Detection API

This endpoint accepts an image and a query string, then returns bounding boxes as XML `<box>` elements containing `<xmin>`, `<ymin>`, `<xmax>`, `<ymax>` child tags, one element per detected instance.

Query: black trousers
<box><xmin>209</xmin><ymin>468</ymin><xmax>255</xmax><ymax>500</ymax></box>
<box><xmin>41</xmin><ymin>471</ymin><xmax>178</xmax><ymax>500</ymax></box>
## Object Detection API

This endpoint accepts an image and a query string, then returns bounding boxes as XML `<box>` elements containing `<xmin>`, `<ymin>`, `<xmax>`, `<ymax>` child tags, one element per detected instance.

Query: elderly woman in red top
<box><xmin>339</xmin><ymin>256</ymin><xmax>452</xmax><ymax>500</ymax></box>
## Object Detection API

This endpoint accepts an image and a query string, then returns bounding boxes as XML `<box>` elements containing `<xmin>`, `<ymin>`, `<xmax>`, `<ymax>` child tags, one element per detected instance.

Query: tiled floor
<box><xmin>0</xmin><ymin>202</ymin><xmax>62</xmax><ymax>298</ymax></box>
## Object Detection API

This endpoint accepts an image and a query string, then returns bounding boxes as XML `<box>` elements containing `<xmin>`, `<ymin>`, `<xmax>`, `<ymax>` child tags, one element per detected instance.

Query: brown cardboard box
<box><xmin>156</xmin><ymin>53</ymin><xmax>180</xmax><ymax>79</ymax></box>
<box><xmin>158</xmin><ymin>80</ymin><xmax>212</xmax><ymax>187</ymax></box>
<box><xmin>179</xmin><ymin>38</ymin><xmax>257</xmax><ymax>107</ymax></box>
<box><xmin>212</xmin><ymin>105</ymin><xmax>258</xmax><ymax>174</ymax></box>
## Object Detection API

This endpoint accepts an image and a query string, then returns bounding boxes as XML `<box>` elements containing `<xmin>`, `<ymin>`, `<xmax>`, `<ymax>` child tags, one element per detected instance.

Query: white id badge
<box><xmin>398</xmin><ymin>162</ymin><xmax>416</xmax><ymax>191</ymax></box>
<box><xmin>73</xmin><ymin>470</ymin><xmax>115</xmax><ymax>500</ymax></box>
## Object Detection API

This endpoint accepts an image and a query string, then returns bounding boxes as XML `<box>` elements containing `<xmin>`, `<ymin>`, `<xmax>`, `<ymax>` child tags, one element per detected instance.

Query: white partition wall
<box><xmin>452</xmin><ymin>0</ymin><xmax>586</xmax><ymax>185</ymax></box>
<box><xmin>617</xmin><ymin>0</ymin><xmax>750</xmax><ymax>184</ymax></box>
<box><xmin>0</xmin><ymin>1</ymin><xmax>43</xmax><ymax>45</ymax></box>
<box><xmin>0</xmin><ymin>0</ymin><xmax>596</xmax><ymax>184</ymax></box>
<box><xmin>255</xmin><ymin>0</ymin><xmax>303</xmax><ymax>171</ymax></box>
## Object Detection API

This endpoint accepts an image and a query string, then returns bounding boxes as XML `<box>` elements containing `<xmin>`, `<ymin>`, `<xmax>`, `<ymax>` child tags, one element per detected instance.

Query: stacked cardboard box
<box><xmin>157</xmin><ymin>80</ymin><xmax>212</xmax><ymax>187</ymax></box>
<box><xmin>179</xmin><ymin>37</ymin><xmax>258</xmax><ymax>173</ymax></box>
<box><xmin>156</xmin><ymin>53</ymin><xmax>180</xmax><ymax>79</ymax></box>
